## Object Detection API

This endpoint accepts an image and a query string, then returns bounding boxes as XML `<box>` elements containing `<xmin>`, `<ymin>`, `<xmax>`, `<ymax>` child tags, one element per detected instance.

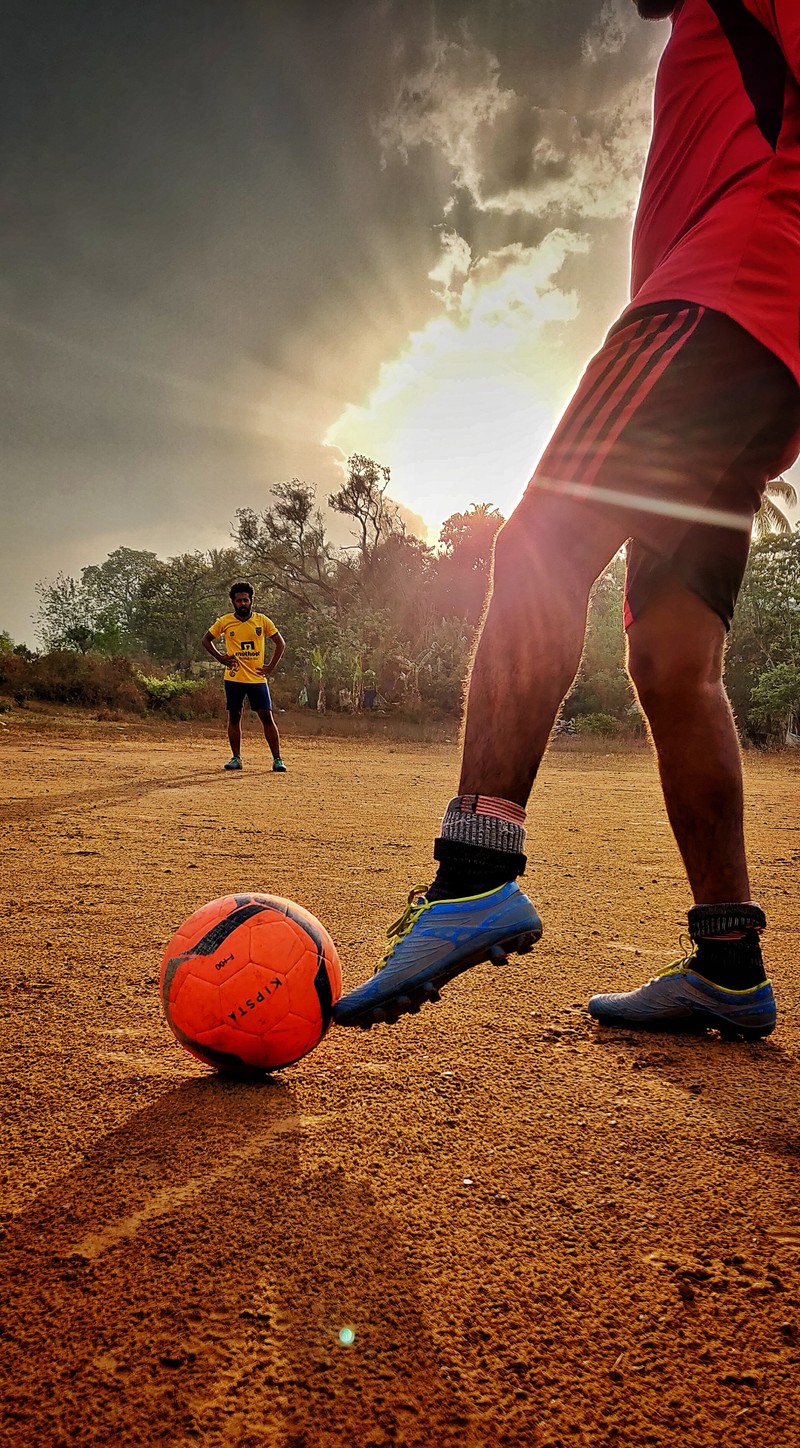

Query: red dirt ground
<box><xmin>1</xmin><ymin>728</ymin><xmax>799</xmax><ymax>1447</ymax></box>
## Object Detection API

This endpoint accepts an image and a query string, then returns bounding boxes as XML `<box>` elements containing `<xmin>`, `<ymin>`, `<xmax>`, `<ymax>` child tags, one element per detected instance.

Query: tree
<box><xmin>36</xmin><ymin>573</ymin><xmax>99</xmax><ymax>652</ymax></box>
<box><xmin>564</xmin><ymin>555</ymin><xmax>634</xmax><ymax>722</ymax></box>
<box><xmin>431</xmin><ymin>503</ymin><xmax>505</xmax><ymax>625</ymax></box>
<box><xmin>438</xmin><ymin>503</ymin><xmax>503</xmax><ymax>567</ymax></box>
<box><xmin>728</xmin><ymin>534</ymin><xmax>800</xmax><ymax>670</ymax></box>
<box><xmin>81</xmin><ymin>548</ymin><xmax>160</xmax><ymax>640</ymax></box>
<box><xmin>753</xmin><ymin>476</ymin><xmax>798</xmax><ymax>540</ymax></box>
<box><xmin>354</xmin><ymin>532</ymin><xmax>434</xmax><ymax>643</ymax></box>
<box><xmin>134</xmin><ymin>548</ymin><xmax>241</xmax><ymax>672</ymax></box>
<box><xmin>36</xmin><ymin>549</ymin><xmax>161</xmax><ymax>654</ymax></box>
<box><xmin>749</xmin><ymin>662</ymin><xmax>800</xmax><ymax>741</ymax></box>
<box><xmin>234</xmin><ymin>482</ymin><xmax>337</xmax><ymax>610</ymax></box>
<box><xmin>726</xmin><ymin>532</ymin><xmax>800</xmax><ymax>737</ymax></box>
<box><xmin>329</xmin><ymin>455</ymin><xmax>401</xmax><ymax>565</ymax></box>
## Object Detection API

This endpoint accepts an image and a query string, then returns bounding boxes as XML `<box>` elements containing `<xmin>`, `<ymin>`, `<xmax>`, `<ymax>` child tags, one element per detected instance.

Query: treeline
<box><xmin>2</xmin><ymin>455</ymin><xmax>799</xmax><ymax>741</ymax></box>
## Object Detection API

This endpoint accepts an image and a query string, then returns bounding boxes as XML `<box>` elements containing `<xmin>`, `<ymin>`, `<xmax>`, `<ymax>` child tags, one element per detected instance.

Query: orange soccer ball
<box><xmin>159</xmin><ymin>893</ymin><xmax>342</xmax><ymax>1074</ymax></box>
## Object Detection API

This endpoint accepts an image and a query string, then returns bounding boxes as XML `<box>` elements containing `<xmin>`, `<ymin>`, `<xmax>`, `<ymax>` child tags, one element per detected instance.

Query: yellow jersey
<box><xmin>208</xmin><ymin>611</ymin><xmax>278</xmax><ymax>685</ymax></box>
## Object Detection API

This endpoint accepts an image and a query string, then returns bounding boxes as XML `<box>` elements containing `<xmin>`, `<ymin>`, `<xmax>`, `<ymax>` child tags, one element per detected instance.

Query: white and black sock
<box><xmin>428</xmin><ymin>795</ymin><xmax>527</xmax><ymax>900</ymax></box>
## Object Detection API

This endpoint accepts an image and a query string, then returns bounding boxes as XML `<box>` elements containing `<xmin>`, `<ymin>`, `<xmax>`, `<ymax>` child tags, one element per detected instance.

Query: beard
<box><xmin>633</xmin><ymin>0</ymin><xmax>678</xmax><ymax>16</ymax></box>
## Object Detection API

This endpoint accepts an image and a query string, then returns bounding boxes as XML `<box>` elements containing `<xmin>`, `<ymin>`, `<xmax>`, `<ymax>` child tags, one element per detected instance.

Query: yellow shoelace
<box><xmin>651</xmin><ymin>934</ymin><xmax>697</xmax><ymax>983</ymax></box>
<box><xmin>375</xmin><ymin>886</ymin><xmax>430</xmax><ymax>974</ymax></box>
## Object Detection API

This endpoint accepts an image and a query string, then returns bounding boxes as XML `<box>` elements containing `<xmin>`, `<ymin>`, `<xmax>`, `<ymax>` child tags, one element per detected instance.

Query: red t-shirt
<box><xmin>629</xmin><ymin>0</ymin><xmax>800</xmax><ymax>384</ymax></box>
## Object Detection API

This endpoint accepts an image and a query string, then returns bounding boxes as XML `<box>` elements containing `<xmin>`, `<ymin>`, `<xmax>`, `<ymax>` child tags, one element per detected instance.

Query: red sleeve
<box><xmin>746</xmin><ymin>0</ymin><xmax>800</xmax><ymax>83</ymax></box>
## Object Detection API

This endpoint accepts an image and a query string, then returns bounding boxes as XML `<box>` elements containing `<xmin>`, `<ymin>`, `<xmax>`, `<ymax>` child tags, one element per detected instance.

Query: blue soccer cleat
<box><xmin>588</xmin><ymin>957</ymin><xmax>776</xmax><ymax>1040</ymax></box>
<box><xmin>333</xmin><ymin>880</ymin><xmax>542</xmax><ymax>1029</ymax></box>
<box><xmin>272</xmin><ymin>757</ymin><xmax>287</xmax><ymax>773</ymax></box>
<box><xmin>223</xmin><ymin>756</ymin><xmax>243</xmax><ymax>771</ymax></box>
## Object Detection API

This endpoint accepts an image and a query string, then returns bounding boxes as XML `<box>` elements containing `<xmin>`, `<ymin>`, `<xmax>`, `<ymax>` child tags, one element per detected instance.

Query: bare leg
<box><xmin>627</xmin><ymin>578</ymin><xmax>750</xmax><ymax>903</ymax></box>
<box><xmin>257</xmin><ymin>709</ymin><xmax>282</xmax><ymax>760</ymax></box>
<box><xmin>458</xmin><ymin>497</ymin><xmax>630</xmax><ymax>805</ymax></box>
<box><xmin>227</xmin><ymin>713</ymin><xmax>242</xmax><ymax>756</ymax></box>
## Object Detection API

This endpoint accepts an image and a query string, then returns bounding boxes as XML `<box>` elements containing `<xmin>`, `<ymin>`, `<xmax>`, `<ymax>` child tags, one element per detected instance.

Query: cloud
<box><xmin>427</xmin><ymin>228</ymin><xmax>471</xmax><ymax>299</ymax></box>
<box><xmin>582</xmin><ymin>0</ymin><xmax>637</xmax><ymax>62</ymax></box>
<box><xmin>378</xmin><ymin>35</ymin><xmax>506</xmax><ymax>167</ymax></box>
<box><xmin>326</xmin><ymin>10</ymin><xmax>659</xmax><ymax>538</ymax></box>
<box><xmin>379</xmin><ymin>27</ymin><xmax>652</xmax><ymax>222</ymax></box>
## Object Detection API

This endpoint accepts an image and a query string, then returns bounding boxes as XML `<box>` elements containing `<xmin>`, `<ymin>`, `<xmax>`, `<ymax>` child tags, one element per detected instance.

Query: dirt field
<box><xmin>1</xmin><ymin>727</ymin><xmax>799</xmax><ymax>1448</ymax></box>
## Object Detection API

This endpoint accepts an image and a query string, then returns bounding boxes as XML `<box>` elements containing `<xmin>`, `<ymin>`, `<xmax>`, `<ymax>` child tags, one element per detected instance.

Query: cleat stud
<box><xmin>488</xmin><ymin>944</ymin><xmax>508</xmax><ymax>965</ymax></box>
<box><xmin>396</xmin><ymin>995</ymin><xmax>411</xmax><ymax>1010</ymax></box>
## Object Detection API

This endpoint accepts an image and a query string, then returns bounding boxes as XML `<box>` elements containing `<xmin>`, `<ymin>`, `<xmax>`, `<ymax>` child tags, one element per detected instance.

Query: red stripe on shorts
<box><xmin>534</xmin><ymin>306</ymin><xmax>704</xmax><ymax>496</ymax></box>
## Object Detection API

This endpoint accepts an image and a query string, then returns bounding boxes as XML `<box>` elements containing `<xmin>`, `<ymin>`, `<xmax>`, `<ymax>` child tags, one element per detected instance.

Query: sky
<box><xmin>0</xmin><ymin>0</ymin><xmax>688</xmax><ymax>643</ymax></box>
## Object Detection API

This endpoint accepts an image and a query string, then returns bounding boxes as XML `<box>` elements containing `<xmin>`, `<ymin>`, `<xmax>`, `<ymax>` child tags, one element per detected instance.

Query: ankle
<box><xmin>428</xmin><ymin>838</ymin><xmax>526</xmax><ymax>901</ymax></box>
<box><xmin>688</xmin><ymin>902</ymin><xmax>767</xmax><ymax>990</ymax></box>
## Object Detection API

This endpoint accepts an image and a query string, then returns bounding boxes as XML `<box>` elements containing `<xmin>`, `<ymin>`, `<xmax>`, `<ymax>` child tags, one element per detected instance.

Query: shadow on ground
<box><xmin>1</xmin><ymin>1074</ymin><xmax>486</xmax><ymax>1448</ymax></box>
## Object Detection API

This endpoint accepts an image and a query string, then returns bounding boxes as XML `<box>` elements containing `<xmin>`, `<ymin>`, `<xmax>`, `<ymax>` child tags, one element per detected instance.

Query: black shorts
<box><xmin>527</xmin><ymin>303</ymin><xmax>800</xmax><ymax>628</ymax></box>
<box><xmin>224</xmin><ymin>680</ymin><xmax>272</xmax><ymax>714</ymax></box>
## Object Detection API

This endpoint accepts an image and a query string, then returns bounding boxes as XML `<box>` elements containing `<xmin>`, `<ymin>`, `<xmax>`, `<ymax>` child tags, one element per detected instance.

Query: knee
<box><xmin>228</xmin><ymin>710</ymin><xmax>243</xmax><ymax>726</ymax></box>
<box><xmin>626</xmin><ymin>640</ymin><xmax>669</xmax><ymax>710</ymax></box>
<box><xmin>627</xmin><ymin>635</ymin><xmax>720</xmax><ymax>712</ymax></box>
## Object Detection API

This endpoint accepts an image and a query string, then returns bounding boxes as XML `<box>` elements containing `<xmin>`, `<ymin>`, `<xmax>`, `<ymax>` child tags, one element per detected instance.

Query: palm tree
<box><xmin>753</xmin><ymin>475</ymin><xmax>798</xmax><ymax>539</ymax></box>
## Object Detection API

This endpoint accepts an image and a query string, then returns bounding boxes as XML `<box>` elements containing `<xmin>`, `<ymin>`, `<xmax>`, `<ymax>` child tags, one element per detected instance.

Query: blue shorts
<box><xmin>224</xmin><ymin>680</ymin><xmax>272</xmax><ymax>714</ymax></box>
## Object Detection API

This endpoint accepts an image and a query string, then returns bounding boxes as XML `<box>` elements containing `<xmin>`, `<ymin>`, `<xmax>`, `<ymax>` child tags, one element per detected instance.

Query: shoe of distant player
<box><xmin>223</xmin><ymin>756</ymin><xmax>243</xmax><ymax>771</ymax></box>
<box><xmin>332</xmin><ymin>880</ymin><xmax>542</xmax><ymax>1030</ymax></box>
<box><xmin>272</xmin><ymin>758</ymin><xmax>287</xmax><ymax>773</ymax></box>
<box><xmin>587</xmin><ymin>953</ymin><xmax>776</xmax><ymax>1040</ymax></box>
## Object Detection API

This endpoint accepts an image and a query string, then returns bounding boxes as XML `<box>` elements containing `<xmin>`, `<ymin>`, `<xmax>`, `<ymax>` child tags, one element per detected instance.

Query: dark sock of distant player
<box><xmin>687</xmin><ymin>902</ymin><xmax>767</xmax><ymax>990</ymax></box>
<box><xmin>427</xmin><ymin>795</ymin><xmax>527</xmax><ymax>900</ymax></box>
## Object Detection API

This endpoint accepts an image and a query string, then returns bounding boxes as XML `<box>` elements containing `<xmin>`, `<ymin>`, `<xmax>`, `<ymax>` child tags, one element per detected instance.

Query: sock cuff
<box><xmin>449</xmin><ymin>794</ymin><xmax>526</xmax><ymax>824</ymax></box>
<box><xmin>440</xmin><ymin>795</ymin><xmax>526</xmax><ymax>855</ymax></box>
<box><xmin>688</xmin><ymin>901</ymin><xmax>766</xmax><ymax>940</ymax></box>
<box><xmin>434</xmin><ymin>837</ymin><xmax>527</xmax><ymax>879</ymax></box>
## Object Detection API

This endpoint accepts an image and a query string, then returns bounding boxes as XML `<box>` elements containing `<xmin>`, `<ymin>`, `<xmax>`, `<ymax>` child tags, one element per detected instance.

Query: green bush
<box><xmin>135</xmin><ymin>670</ymin><xmax>197</xmax><ymax>706</ymax></box>
<box><xmin>574</xmin><ymin>712</ymin><xmax>619</xmax><ymax>737</ymax></box>
<box><xmin>134</xmin><ymin>671</ymin><xmax>226</xmax><ymax>719</ymax></box>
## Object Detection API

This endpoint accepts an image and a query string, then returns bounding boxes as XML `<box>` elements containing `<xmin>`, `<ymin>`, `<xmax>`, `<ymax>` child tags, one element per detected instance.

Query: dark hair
<box><xmin>229</xmin><ymin>581</ymin><xmax>254</xmax><ymax>601</ymax></box>
<box><xmin>633</xmin><ymin>0</ymin><xmax>678</xmax><ymax>15</ymax></box>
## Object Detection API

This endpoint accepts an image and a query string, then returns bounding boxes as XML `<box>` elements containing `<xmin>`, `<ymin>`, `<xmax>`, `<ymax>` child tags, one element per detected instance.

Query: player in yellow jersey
<box><xmin>202</xmin><ymin>581</ymin><xmax>287</xmax><ymax>773</ymax></box>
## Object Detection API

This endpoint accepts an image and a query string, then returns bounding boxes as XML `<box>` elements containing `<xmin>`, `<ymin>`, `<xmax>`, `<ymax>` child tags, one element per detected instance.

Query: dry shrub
<box><xmin>0</xmin><ymin>651</ymin><xmax>148</xmax><ymax>713</ymax></box>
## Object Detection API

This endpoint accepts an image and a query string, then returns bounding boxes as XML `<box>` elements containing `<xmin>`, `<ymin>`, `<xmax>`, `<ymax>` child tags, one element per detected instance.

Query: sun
<box><xmin>323</xmin><ymin>233</ymin><xmax>587</xmax><ymax>539</ymax></box>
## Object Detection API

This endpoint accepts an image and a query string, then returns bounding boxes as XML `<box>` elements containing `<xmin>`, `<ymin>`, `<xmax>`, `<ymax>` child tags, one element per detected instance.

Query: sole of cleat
<box><xmin>343</xmin><ymin>927</ymin><xmax>540</xmax><ymax>1031</ymax></box>
<box><xmin>594</xmin><ymin>1009</ymin><xmax>775</xmax><ymax>1041</ymax></box>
